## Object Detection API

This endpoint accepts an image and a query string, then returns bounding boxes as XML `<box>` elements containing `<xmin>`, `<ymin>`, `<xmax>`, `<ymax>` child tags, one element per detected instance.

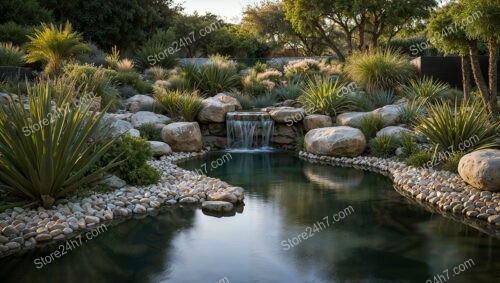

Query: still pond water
<box><xmin>1</xmin><ymin>151</ymin><xmax>499</xmax><ymax>283</ymax></box>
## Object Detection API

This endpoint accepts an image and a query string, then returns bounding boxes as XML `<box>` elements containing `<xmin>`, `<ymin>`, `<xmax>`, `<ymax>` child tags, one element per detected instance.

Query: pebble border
<box><xmin>299</xmin><ymin>151</ymin><xmax>500</xmax><ymax>237</ymax></box>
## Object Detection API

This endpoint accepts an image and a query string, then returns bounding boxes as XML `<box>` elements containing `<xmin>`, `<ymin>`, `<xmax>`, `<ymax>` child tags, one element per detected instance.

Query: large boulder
<box><xmin>371</xmin><ymin>105</ymin><xmax>400</xmax><ymax>126</ymax></box>
<box><xmin>376</xmin><ymin>126</ymin><xmax>413</xmax><ymax>141</ymax></box>
<box><xmin>268</xmin><ymin>107</ymin><xmax>305</xmax><ymax>124</ymax></box>
<box><xmin>147</xmin><ymin>141</ymin><xmax>172</xmax><ymax>156</ymax></box>
<box><xmin>130</xmin><ymin>111</ymin><xmax>171</xmax><ymax>128</ymax></box>
<box><xmin>458</xmin><ymin>149</ymin><xmax>500</xmax><ymax>191</ymax></box>
<box><xmin>303</xmin><ymin>114</ymin><xmax>333</xmax><ymax>131</ymax></box>
<box><xmin>126</xmin><ymin>95</ymin><xmax>155</xmax><ymax>112</ymax></box>
<box><xmin>304</xmin><ymin>126</ymin><xmax>366</xmax><ymax>156</ymax></box>
<box><xmin>336</xmin><ymin>112</ymin><xmax>369</xmax><ymax>127</ymax></box>
<box><xmin>197</xmin><ymin>93</ymin><xmax>241</xmax><ymax>123</ymax></box>
<box><xmin>101</xmin><ymin>114</ymin><xmax>138</xmax><ymax>138</ymax></box>
<box><xmin>336</xmin><ymin>105</ymin><xmax>401</xmax><ymax>127</ymax></box>
<box><xmin>161</xmin><ymin>122</ymin><xmax>202</xmax><ymax>152</ymax></box>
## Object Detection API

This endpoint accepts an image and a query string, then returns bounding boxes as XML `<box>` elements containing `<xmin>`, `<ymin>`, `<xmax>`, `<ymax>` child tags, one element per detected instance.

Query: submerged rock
<box><xmin>201</xmin><ymin>201</ymin><xmax>234</xmax><ymax>212</ymax></box>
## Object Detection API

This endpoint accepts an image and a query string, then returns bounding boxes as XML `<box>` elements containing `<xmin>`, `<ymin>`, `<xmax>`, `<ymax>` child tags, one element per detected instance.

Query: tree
<box><xmin>24</xmin><ymin>22</ymin><xmax>89</xmax><ymax>75</ymax></box>
<box><xmin>0</xmin><ymin>0</ymin><xmax>53</xmax><ymax>26</ymax></box>
<box><xmin>283</xmin><ymin>0</ymin><xmax>437</xmax><ymax>61</ymax></box>
<box><xmin>427</xmin><ymin>3</ymin><xmax>472</xmax><ymax>99</ymax></box>
<box><xmin>459</xmin><ymin>0</ymin><xmax>499</xmax><ymax>116</ymax></box>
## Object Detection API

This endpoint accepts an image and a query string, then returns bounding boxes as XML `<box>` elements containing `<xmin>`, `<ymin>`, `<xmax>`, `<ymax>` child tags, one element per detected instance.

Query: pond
<box><xmin>1</xmin><ymin>151</ymin><xmax>499</xmax><ymax>283</ymax></box>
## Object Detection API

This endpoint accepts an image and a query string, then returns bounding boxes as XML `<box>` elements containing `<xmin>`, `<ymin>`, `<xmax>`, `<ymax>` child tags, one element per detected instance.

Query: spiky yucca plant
<box><xmin>403</xmin><ymin>76</ymin><xmax>449</xmax><ymax>102</ymax></box>
<box><xmin>298</xmin><ymin>76</ymin><xmax>353</xmax><ymax>116</ymax></box>
<box><xmin>0</xmin><ymin>80</ymin><xmax>120</xmax><ymax>207</ymax></box>
<box><xmin>417</xmin><ymin>99</ymin><xmax>500</xmax><ymax>152</ymax></box>
<box><xmin>24</xmin><ymin>21</ymin><xmax>89</xmax><ymax>75</ymax></box>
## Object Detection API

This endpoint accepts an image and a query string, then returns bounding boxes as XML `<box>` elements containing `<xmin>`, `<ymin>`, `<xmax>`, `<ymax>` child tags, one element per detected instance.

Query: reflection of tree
<box><xmin>0</xmin><ymin>206</ymin><xmax>197</xmax><ymax>283</ymax></box>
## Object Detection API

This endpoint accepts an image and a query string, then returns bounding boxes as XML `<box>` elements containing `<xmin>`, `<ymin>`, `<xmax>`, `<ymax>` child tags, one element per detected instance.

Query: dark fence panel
<box><xmin>411</xmin><ymin>56</ymin><xmax>498</xmax><ymax>90</ymax></box>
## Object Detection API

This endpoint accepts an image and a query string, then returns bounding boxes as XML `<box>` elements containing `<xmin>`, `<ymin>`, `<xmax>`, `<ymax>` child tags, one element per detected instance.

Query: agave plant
<box><xmin>403</xmin><ymin>77</ymin><xmax>449</xmax><ymax>102</ymax></box>
<box><xmin>0</xmin><ymin>80</ymin><xmax>120</xmax><ymax>207</ymax></box>
<box><xmin>417</xmin><ymin>99</ymin><xmax>500</xmax><ymax>152</ymax></box>
<box><xmin>298</xmin><ymin>76</ymin><xmax>353</xmax><ymax>116</ymax></box>
<box><xmin>24</xmin><ymin>21</ymin><xmax>89</xmax><ymax>75</ymax></box>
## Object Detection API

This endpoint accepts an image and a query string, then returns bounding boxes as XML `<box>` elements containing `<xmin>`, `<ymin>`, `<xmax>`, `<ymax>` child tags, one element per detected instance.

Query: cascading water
<box><xmin>226</xmin><ymin>112</ymin><xmax>274</xmax><ymax>150</ymax></box>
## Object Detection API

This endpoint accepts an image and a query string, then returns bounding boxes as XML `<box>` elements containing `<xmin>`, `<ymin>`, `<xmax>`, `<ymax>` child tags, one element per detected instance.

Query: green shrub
<box><xmin>137</xmin><ymin>123</ymin><xmax>162</xmax><ymax>141</ymax></box>
<box><xmin>183</xmin><ymin>57</ymin><xmax>241</xmax><ymax>96</ymax></box>
<box><xmin>403</xmin><ymin>77</ymin><xmax>449</xmax><ymax>102</ymax></box>
<box><xmin>417</xmin><ymin>99</ymin><xmax>500</xmax><ymax>152</ymax></box>
<box><xmin>94</xmin><ymin>135</ymin><xmax>160</xmax><ymax>185</ymax></box>
<box><xmin>228</xmin><ymin>92</ymin><xmax>253</xmax><ymax>110</ymax></box>
<box><xmin>135</xmin><ymin>42</ymin><xmax>178</xmax><ymax>71</ymax></box>
<box><xmin>399</xmin><ymin>132</ymin><xmax>419</xmax><ymax>157</ymax></box>
<box><xmin>243</xmin><ymin>76</ymin><xmax>274</xmax><ymax>96</ymax></box>
<box><xmin>115</xmin><ymin>71</ymin><xmax>153</xmax><ymax>94</ymax></box>
<box><xmin>405</xmin><ymin>150</ymin><xmax>434</xmax><ymax>167</ymax></box>
<box><xmin>369</xmin><ymin>135</ymin><xmax>399</xmax><ymax>157</ymax></box>
<box><xmin>154</xmin><ymin>88</ymin><xmax>204</xmax><ymax>121</ymax></box>
<box><xmin>117</xmin><ymin>85</ymin><xmax>138</xmax><ymax>98</ymax></box>
<box><xmin>344</xmin><ymin>48</ymin><xmax>417</xmax><ymax>92</ymax></box>
<box><xmin>351</xmin><ymin>94</ymin><xmax>375</xmax><ymax>111</ymax></box>
<box><xmin>298</xmin><ymin>76</ymin><xmax>353</xmax><ymax>116</ymax></box>
<box><xmin>24</xmin><ymin>22</ymin><xmax>90</xmax><ymax>75</ymax></box>
<box><xmin>76</xmin><ymin>42</ymin><xmax>107</xmax><ymax>66</ymax></box>
<box><xmin>441</xmin><ymin>88</ymin><xmax>464</xmax><ymax>103</ymax></box>
<box><xmin>105</xmin><ymin>46</ymin><xmax>120</xmax><ymax>68</ymax></box>
<box><xmin>0</xmin><ymin>22</ymin><xmax>33</xmax><ymax>46</ymax></box>
<box><xmin>252</xmin><ymin>62</ymin><xmax>268</xmax><ymax>73</ymax></box>
<box><xmin>0</xmin><ymin>80</ymin><xmax>119</xmax><ymax>207</ymax></box>
<box><xmin>127</xmin><ymin>164</ymin><xmax>161</xmax><ymax>185</ymax></box>
<box><xmin>358</xmin><ymin>114</ymin><xmax>385</xmax><ymax>139</ymax></box>
<box><xmin>398</xmin><ymin>98</ymin><xmax>426</xmax><ymax>126</ymax></box>
<box><xmin>370</xmin><ymin>89</ymin><xmax>395</xmax><ymax>108</ymax></box>
<box><xmin>0</xmin><ymin>42</ymin><xmax>25</xmax><ymax>67</ymax></box>
<box><xmin>274</xmin><ymin>82</ymin><xmax>302</xmax><ymax>101</ymax></box>
<box><xmin>443</xmin><ymin>151</ymin><xmax>466</xmax><ymax>173</ymax></box>
<box><xmin>252</xmin><ymin>92</ymin><xmax>278</xmax><ymax>108</ymax></box>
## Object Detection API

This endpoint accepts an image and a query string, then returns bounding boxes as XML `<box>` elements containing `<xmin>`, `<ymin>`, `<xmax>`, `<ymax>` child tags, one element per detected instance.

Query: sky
<box><xmin>175</xmin><ymin>0</ymin><xmax>260</xmax><ymax>23</ymax></box>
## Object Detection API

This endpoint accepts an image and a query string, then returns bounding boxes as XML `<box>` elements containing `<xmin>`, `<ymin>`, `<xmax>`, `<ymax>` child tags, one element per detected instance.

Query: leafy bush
<box><xmin>116</xmin><ymin>58</ymin><xmax>135</xmax><ymax>72</ymax></box>
<box><xmin>0</xmin><ymin>80</ymin><xmax>119</xmax><ymax>207</ymax></box>
<box><xmin>358</xmin><ymin>114</ymin><xmax>385</xmax><ymax>139</ymax></box>
<box><xmin>145</xmin><ymin>66</ymin><xmax>168</xmax><ymax>81</ymax></box>
<box><xmin>274</xmin><ymin>81</ymin><xmax>303</xmax><ymax>101</ymax></box>
<box><xmin>351</xmin><ymin>94</ymin><xmax>375</xmax><ymax>111</ymax></box>
<box><xmin>117</xmin><ymin>85</ymin><xmax>138</xmax><ymax>98</ymax></box>
<box><xmin>403</xmin><ymin>77</ymin><xmax>449</xmax><ymax>102</ymax></box>
<box><xmin>135</xmin><ymin>42</ymin><xmax>178</xmax><ymax>71</ymax></box>
<box><xmin>398</xmin><ymin>98</ymin><xmax>426</xmax><ymax>126</ymax></box>
<box><xmin>93</xmin><ymin>135</ymin><xmax>159</xmax><ymax>185</ymax></box>
<box><xmin>0</xmin><ymin>42</ymin><xmax>24</xmax><ymax>67</ymax></box>
<box><xmin>229</xmin><ymin>92</ymin><xmax>253</xmax><ymax>110</ymax></box>
<box><xmin>370</xmin><ymin>89</ymin><xmax>395</xmax><ymax>108</ymax></box>
<box><xmin>441</xmin><ymin>88</ymin><xmax>464</xmax><ymax>103</ymax></box>
<box><xmin>0</xmin><ymin>22</ymin><xmax>33</xmax><ymax>46</ymax></box>
<box><xmin>298</xmin><ymin>76</ymin><xmax>353</xmax><ymax>116</ymax></box>
<box><xmin>24</xmin><ymin>22</ymin><xmax>90</xmax><ymax>75</ymax></box>
<box><xmin>183</xmin><ymin>57</ymin><xmax>241</xmax><ymax>96</ymax></box>
<box><xmin>115</xmin><ymin>71</ymin><xmax>153</xmax><ymax>94</ymax></box>
<box><xmin>344</xmin><ymin>48</ymin><xmax>417</xmax><ymax>92</ymax></box>
<box><xmin>76</xmin><ymin>42</ymin><xmax>107</xmax><ymax>66</ymax></box>
<box><xmin>443</xmin><ymin>151</ymin><xmax>466</xmax><ymax>173</ymax></box>
<box><xmin>252</xmin><ymin>62</ymin><xmax>268</xmax><ymax>73</ymax></box>
<box><xmin>137</xmin><ymin>123</ymin><xmax>162</xmax><ymax>141</ymax></box>
<box><xmin>417</xmin><ymin>99</ymin><xmax>500</xmax><ymax>152</ymax></box>
<box><xmin>369</xmin><ymin>135</ymin><xmax>399</xmax><ymax>157</ymax></box>
<box><xmin>399</xmin><ymin>132</ymin><xmax>419</xmax><ymax>158</ymax></box>
<box><xmin>252</xmin><ymin>92</ymin><xmax>278</xmax><ymax>108</ymax></box>
<box><xmin>154</xmin><ymin>88</ymin><xmax>204</xmax><ymax>121</ymax></box>
<box><xmin>405</xmin><ymin>150</ymin><xmax>434</xmax><ymax>167</ymax></box>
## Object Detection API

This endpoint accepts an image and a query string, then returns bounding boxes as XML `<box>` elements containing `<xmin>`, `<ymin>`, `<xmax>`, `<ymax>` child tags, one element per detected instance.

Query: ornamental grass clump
<box><xmin>154</xmin><ymin>87</ymin><xmax>204</xmax><ymax>121</ymax></box>
<box><xmin>403</xmin><ymin>77</ymin><xmax>449</xmax><ymax>102</ymax></box>
<box><xmin>0</xmin><ymin>42</ymin><xmax>24</xmax><ymax>67</ymax></box>
<box><xmin>0</xmin><ymin>80</ymin><xmax>119</xmax><ymax>208</ymax></box>
<box><xmin>298</xmin><ymin>76</ymin><xmax>353</xmax><ymax>116</ymax></box>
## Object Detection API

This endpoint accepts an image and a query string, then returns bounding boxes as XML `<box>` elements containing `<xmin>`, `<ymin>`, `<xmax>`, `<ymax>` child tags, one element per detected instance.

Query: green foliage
<box><xmin>24</xmin><ymin>22</ymin><xmax>90</xmax><ymax>75</ymax></box>
<box><xmin>94</xmin><ymin>135</ymin><xmax>159</xmax><ymax>185</ymax></box>
<box><xmin>0</xmin><ymin>80</ymin><xmax>119</xmax><ymax>207</ymax></box>
<box><xmin>369</xmin><ymin>134</ymin><xmax>399</xmax><ymax>158</ymax></box>
<box><xmin>137</xmin><ymin>124</ymin><xmax>162</xmax><ymax>141</ymax></box>
<box><xmin>154</xmin><ymin>88</ymin><xmax>204</xmax><ymax>121</ymax></box>
<box><xmin>345</xmin><ymin>49</ymin><xmax>417</xmax><ymax>92</ymax></box>
<box><xmin>252</xmin><ymin>92</ymin><xmax>278</xmax><ymax>108</ymax></box>
<box><xmin>351</xmin><ymin>94</ymin><xmax>375</xmax><ymax>111</ymax></box>
<box><xmin>228</xmin><ymin>92</ymin><xmax>254</xmax><ymax>110</ymax></box>
<box><xmin>417</xmin><ymin>99</ymin><xmax>500</xmax><ymax>152</ymax></box>
<box><xmin>0</xmin><ymin>42</ymin><xmax>25</xmax><ymax>67</ymax></box>
<box><xmin>298</xmin><ymin>76</ymin><xmax>353</xmax><ymax>116</ymax></box>
<box><xmin>135</xmin><ymin>42</ymin><xmax>178</xmax><ymax>71</ymax></box>
<box><xmin>358</xmin><ymin>114</ymin><xmax>385</xmax><ymax>139</ymax></box>
<box><xmin>441</xmin><ymin>88</ymin><xmax>464</xmax><ymax>104</ymax></box>
<box><xmin>273</xmin><ymin>81</ymin><xmax>302</xmax><ymax>101</ymax></box>
<box><xmin>405</xmin><ymin>150</ymin><xmax>434</xmax><ymax>167</ymax></box>
<box><xmin>117</xmin><ymin>85</ymin><xmax>138</xmax><ymax>98</ymax></box>
<box><xmin>252</xmin><ymin>62</ymin><xmax>268</xmax><ymax>73</ymax></box>
<box><xmin>243</xmin><ymin>76</ymin><xmax>275</xmax><ymax>97</ymax></box>
<box><xmin>0</xmin><ymin>0</ymin><xmax>53</xmax><ymax>26</ymax></box>
<box><xmin>443</xmin><ymin>151</ymin><xmax>466</xmax><ymax>173</ymax></box>
<box><xmin>182</xmin><ymin>57</ymin><xmax>241</xmax><ymax>96</ymax></box>
<box><xmin>115</xmin><ymin>71</ymin><xmax>153</xmax><ymax>94</ymax></box>
<box><xmin>370</xmin><ymin>89</ymin><xmax>395</xmax><ymax>108</ymax></box>
<box><xmin>127</xmin><ymin>164</ymin><xmax>161</xmax><ymax>185</ymax></box>
<box><xmin>399</xmin><ymin>132</ymin><xmax>419</xmax><ymax>158</ymax></box>
<box><xmin>0</xmin><ymin>22</ymin><xmax>34</xmax><ymax>46</ymax></box>
<box><xmin>404</xmin><ymin>77</ymin><xmax>449</xmax><ymax>102</ymax></box>
<box><xmin>398</xmin><ymin>98</ymin><xmax>426</xmax><ymax>126</ymax></box>
<box><xmin>105</xmin><ymin>46</ymin><xmax>120</xmax><ymax>68</ymax></box>
<box><xmin>387</xmin><ymin>36</ymin><xmax>438</xmax><ymax>56</ymax></box>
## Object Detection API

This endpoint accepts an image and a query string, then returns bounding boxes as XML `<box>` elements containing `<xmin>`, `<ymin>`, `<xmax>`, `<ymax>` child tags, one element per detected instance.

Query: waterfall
<box><xmin>226</xmin><ymin>112</ymin><xmax>274</xmax><ymax>150</ymax></box>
